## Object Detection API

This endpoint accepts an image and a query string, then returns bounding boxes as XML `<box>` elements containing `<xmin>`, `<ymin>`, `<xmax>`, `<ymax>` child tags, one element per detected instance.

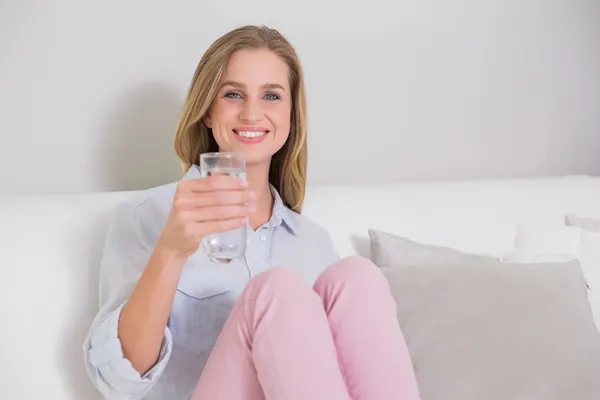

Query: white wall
<box><xmin>1</xmin><ymin>0</ymin><xmax>599</xmax><ymax>194</ymax></box>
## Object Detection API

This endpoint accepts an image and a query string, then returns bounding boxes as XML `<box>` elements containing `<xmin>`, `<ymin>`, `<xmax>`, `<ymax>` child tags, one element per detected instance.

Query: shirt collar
<box><xmin>269</xmin><ymin>184</ymin><xmax>299</xmax><ymax>235</ymax></box>
<box><xmin>183</xmin><ymin>165</ymin><xmax>298</xmax><ymax>235</ymax></box>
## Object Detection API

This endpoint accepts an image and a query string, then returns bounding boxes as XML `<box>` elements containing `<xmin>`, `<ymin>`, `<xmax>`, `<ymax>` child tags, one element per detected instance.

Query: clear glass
<box><xmin>199</xmin><ymin>152</ymin><xmax>247</xmax><ymax>263</ymax></box>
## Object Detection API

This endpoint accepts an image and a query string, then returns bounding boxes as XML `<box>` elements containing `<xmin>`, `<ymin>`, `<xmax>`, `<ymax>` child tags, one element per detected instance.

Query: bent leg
<box><xmin>192</xmin><ymin>267</ymin><xmax>350</xmax><ymax>400</ymax></box>
<box><xmin>313</xmin><ymin>256</ymin><xmax>421</xmax><ymax>400</ymax></box>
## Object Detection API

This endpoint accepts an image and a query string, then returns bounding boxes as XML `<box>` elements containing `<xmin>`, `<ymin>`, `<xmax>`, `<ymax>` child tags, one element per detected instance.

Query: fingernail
<box><xmin>249</xmin><ymin>191</ymin><xmax>256</xmax><ymax>199</ymax></box>
<box><xmin>240</xmin><ymin>179</ymin><xmax>249</xmax><ymax>187</ymax></box>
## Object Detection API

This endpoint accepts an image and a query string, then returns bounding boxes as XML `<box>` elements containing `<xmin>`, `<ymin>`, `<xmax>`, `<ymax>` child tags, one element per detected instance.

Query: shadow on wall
<box><xmin>96</xmin><ymin>81</ymin><xmax>186</xmax><ymax>192</ymax></box>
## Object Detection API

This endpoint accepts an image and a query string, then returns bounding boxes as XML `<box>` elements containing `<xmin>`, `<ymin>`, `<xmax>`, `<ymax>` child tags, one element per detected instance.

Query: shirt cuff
<box><xmin>87</xmin><ymin>303</ymin><xmax>173</xmax><ymax>394</ymax></box>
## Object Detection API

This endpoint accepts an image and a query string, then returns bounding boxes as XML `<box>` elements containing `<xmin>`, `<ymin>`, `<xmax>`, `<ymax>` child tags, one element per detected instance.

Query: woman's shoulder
<box><xmin>120</xmin><ymin>167</ymin><xmax>198</xmax><ymax>210</ymax></box>
<box><xmin>289</xmin><ymin>212</ymin><xmax>340</xmax><ymax>264</ymax></box>
<box><xmin>291</xmin><ymin>211</ymin><xmax>329</xmax><ymax>237</ymax></box>
<box><xmin>120</xmin><ymin>180</ymin><xmax>179</xmax><ymax>209</ymax></box>
<box><xmin>291</xmin><ymin>211</ymin><xmax>338</xmax><ymax>249</ymax></box>
<box><xmin>109</xmin><ymin>180</ymin><xmax>180</xmax><ymax>237</ymax></box>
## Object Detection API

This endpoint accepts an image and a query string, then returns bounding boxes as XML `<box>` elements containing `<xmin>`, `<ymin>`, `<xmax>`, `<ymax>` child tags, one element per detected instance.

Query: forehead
<box><xmin>222</xmin><ymin>48</ymin><xmax>290</xmax><ymax>89</ymax></box>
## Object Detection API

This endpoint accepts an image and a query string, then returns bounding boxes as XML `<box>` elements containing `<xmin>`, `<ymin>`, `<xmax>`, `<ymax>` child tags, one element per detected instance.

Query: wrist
<box><xmin>153</xmin><ymin>242</ymin><xmax>189</xmax><ymax>269</ymax></box>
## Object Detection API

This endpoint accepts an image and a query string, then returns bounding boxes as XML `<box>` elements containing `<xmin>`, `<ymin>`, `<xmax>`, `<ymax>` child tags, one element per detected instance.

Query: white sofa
<box><xmin>1</xmin><ymin>175</ymin><xmax>600</xmax><ymax>399</ymax></box>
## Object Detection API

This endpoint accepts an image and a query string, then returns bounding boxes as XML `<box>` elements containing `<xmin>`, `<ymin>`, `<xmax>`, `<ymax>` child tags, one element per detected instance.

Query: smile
<box><xmin>232</xmin><ymin>128</ymin><xmax>270</xmax><ymax>144</ymax></box>
<box><xmin>234</xmin><ymin>130</ymin><xmax>268</xmax><ymax>138</ymax></box>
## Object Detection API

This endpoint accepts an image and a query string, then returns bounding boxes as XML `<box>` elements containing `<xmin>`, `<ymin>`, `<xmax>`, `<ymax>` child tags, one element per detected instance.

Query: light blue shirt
<box><xmin>83</xmin><ymin>166</ymin><xmax>340</xmax><ymax>400</ymax></box>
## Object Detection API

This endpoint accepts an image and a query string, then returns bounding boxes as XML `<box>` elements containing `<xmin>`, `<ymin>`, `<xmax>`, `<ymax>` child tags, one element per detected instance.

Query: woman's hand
<box><xmin>118</xmin><ymin>174</ymin><xmax>253</xmax><ymax>376</ymax></box>
<box><xmin>157</xmin><ymin>175</ymin><xmax>254</xmax><ymax>258</ymax></box>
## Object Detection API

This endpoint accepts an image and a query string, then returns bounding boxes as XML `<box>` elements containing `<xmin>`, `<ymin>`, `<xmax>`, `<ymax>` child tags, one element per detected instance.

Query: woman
<box><xmin>83</xmin><ymin>25</ymin><xmax>420</xmax><ymax>400</ymax></box>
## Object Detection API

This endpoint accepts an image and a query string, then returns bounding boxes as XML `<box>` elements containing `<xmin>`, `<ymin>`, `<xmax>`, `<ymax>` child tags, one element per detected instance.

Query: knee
<box><xmin>315</xmin><ymin>256</ymin><xmax>389</xmax><ymax>292</ymax></box>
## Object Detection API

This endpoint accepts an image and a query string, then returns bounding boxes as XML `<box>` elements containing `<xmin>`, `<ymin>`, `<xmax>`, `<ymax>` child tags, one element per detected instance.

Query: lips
<box><xmin>232</xmin><ymin>127</ymin><xmax>270</xmax><ymax>144</ymax></box>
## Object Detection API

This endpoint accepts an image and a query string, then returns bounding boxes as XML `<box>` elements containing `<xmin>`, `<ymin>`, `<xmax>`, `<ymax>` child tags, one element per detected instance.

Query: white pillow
<box><xmin>500</xmin><ymin>249</ymin><xmax>576</xmax><ymax>264</ymax></box>
<box><xmin>566</xmin><ymin>214</ymin><xmax>600</xmax><ymax>233</ymax></box>
<box><xmin>580</xmin><ymin>231</ymin><xmax>600</xmax><ymax>331</ymax></box>
<box><xmin>504</xmin><ymin>221</ymin><xmax>600</xmax><ymax>333</ymax></box>
<box><xmin>513</xmin><ymin>221</ymin><xmax>582</xmax><ymax>255</ymax></box>
<box><xmin>582</xmin><ymin>230</ymin><xmax>600</xmax><ymax>259</ymax></box>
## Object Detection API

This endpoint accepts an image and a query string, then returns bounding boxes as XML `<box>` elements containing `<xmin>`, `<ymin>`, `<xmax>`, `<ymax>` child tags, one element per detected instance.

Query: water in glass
<box><xmin>199</xmin><ymin>153</ymin><xmax>247</xmax><ymax>263</ymax></box>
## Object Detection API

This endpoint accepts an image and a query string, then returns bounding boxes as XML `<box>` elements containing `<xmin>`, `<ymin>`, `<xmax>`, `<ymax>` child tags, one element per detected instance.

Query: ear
<box><xmin>203</xmin><ymin>113</ymin><xmax>213</xmax><ymax>129</ymax></box>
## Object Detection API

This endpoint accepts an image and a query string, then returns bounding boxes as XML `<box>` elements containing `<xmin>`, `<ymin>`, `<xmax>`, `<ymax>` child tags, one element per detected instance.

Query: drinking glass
<box><xmin>199</xmin><ymin>152</ymin><xmax>247</xmax><ymax>263</ymax></box>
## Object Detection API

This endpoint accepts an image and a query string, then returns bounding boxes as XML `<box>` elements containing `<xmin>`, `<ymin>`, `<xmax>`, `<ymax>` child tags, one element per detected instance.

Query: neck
<box><xmin>246</xmin><ymin>161</ymin><xmax>273</xmax><ymax>229</ymax></box>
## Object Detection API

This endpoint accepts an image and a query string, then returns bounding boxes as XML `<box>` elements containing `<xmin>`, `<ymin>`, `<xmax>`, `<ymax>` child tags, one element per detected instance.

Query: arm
<box><xmin>119</xmin><ymin>176</ymin><xmax>252</xmax><ymax>375</ymax></box>
<box><xmin>83</xmin><ymin>177</ymin><xmax>252</xmax><ymax>399</ymax></box>
<box><xmin>83</xmin><ymin>203</ymin><xmax>173</xmax><ymax>399</ymax></box>
<box><xmin>118</xmin><ymin>244</ymin><xmax>187</xmax><ymax>376</ymax></box>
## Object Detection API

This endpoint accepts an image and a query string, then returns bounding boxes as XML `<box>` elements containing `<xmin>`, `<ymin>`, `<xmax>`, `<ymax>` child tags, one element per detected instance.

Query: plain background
<box><xmin>1</xmin><ymin>0</ymin><xmax>599</xmax><ymax>195</ymax></box>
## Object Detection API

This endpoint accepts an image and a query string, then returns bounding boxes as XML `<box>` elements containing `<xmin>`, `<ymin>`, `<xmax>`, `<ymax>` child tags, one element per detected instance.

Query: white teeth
<box><xmin>235</xmin><ymin>130</ymin><xmax>267</xmax><ymax>138</ymax></box>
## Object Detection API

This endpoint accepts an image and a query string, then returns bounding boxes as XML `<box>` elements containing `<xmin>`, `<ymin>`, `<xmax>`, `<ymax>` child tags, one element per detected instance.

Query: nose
<box><xmin>239</xmin><ymin>98</ymin><xmax>262</xmax><ymax>122</ymax></box>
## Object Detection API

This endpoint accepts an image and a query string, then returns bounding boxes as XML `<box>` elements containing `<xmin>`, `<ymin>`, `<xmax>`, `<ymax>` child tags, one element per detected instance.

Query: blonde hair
<box><xmin>173</xmin><ymin>25</ymin><xmax>308</xmax><ymax>213</ymax></box>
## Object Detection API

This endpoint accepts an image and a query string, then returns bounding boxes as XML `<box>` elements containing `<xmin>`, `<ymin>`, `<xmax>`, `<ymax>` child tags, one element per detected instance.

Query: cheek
<box><xmin>271</xmin><ymin>104</ymin><xmax>292</xmax><ymax>134</ymax></box>
<box><xmin>210</xmin><ymin>101</ymin><xmax>237</xmax><ymax>122</ymax></box>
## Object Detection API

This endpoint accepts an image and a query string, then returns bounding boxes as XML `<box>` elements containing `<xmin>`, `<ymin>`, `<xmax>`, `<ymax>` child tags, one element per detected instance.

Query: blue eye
<box><xmin>265</xmin><ymin>93</ymin><xmax>280</xmax><ymax>101</ymax></box>
<box><xmin>224</xmin><ymin>92</ymin><xmax>242</xmax><ymax>99</ymax></box>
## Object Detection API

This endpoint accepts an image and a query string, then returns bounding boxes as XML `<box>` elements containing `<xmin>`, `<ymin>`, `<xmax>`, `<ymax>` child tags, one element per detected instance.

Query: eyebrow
<box><xmin>220</xmin><ymin>81</ymin><xmax>286</xmax><ymax>91</ymax></box>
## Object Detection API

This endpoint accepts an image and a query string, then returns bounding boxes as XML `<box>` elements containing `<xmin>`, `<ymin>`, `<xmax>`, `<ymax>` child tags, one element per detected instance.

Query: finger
<box><xmin>198</xmin><ymin>217</ymin><xmax>248</xmax><ymax>235</ymax></box>
<box><xmin>182</xmin><ymin>205</ymin><xmax>253</xmax><ymax>222</ymax></box>
<box><xmin>174</xmin><ymin>190</ymin><xmax>255</xmax><ymax>210</ymax></box>
<box><xmin>181</xmin><ymin>175</ymin><xmax>247</xmax><ymax>193</ymax></box>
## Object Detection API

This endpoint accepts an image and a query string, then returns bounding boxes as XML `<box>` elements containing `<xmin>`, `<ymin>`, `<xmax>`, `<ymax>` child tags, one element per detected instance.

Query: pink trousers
<box><xmin>191</xmin><ymin>256</ymin><xmax>421</xmax><ymax>400</ymax></box>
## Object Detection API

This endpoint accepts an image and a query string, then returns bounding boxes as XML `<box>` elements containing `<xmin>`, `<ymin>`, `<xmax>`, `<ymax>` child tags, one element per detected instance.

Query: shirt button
<box><xmin>260</xmin><ymin>235</ymin><xmax>267</xmax><ymax>241</ymax></box>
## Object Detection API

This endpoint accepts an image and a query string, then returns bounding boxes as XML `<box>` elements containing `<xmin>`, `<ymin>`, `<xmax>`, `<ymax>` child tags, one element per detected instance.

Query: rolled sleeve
<box><xmin>85</xmin><ymin>303</ymin><xmax>173</xmax><ymax>398</ymax></box>
<box><xmin>83</xmin><ymin>202</ymin><xmax>171</xmax><ymax>399</ymax></box>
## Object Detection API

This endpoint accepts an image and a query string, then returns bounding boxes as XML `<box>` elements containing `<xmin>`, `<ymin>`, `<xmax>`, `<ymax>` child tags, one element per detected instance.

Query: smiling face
<box><xmin>203</xmin><ymin>48</ymin><xmax>292</xmax><ymax>167</ymax></box>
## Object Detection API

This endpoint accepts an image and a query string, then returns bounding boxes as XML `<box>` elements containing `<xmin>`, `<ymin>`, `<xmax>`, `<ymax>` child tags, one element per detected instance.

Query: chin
<box><xmin>217</xmin><ymin>135</ymin><xmax>285</xmax><ymax>167</ymax></box>
<box><xmin>241</xmin><ymin>150</ymin><xmax>274</xmax><ymax>167</ymax></box>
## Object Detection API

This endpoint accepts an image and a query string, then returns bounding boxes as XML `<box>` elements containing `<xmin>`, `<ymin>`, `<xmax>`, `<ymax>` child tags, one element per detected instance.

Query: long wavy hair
<box><xmin>173</xmin><ymin>25</ymin><xmax>308</xmax><ymax>213</ymax></box>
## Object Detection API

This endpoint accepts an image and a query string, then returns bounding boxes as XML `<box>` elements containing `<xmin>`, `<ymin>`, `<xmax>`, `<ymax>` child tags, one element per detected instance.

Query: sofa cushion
<box><xmin>383</xmin><ymin>260</ymin><xmax>600</xmax><ymax>400</ymax></box>
<box><xmin>368</xmin><ymin>228</ymin><xmax>494</xmax><ymax>267</ymax></box>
